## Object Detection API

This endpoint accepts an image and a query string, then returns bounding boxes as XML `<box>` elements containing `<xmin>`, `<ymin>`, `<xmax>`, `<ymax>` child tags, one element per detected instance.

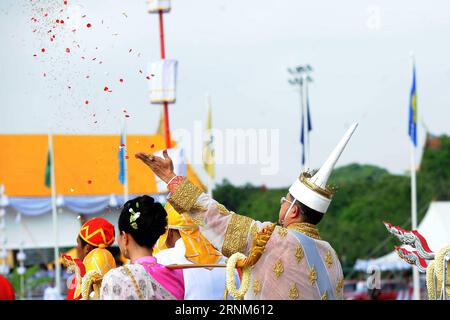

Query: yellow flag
<box><xmin>203</xmin><ymin>102</ymin><xmax>215</xmax><ymax>178</ymax></box>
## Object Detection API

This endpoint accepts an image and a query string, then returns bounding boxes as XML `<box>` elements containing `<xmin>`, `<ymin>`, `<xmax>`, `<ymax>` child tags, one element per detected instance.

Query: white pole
<box><xmin>205</xmin><ymin>93</ymin><xmax>214</xmax><ymax>197</ymax></box>
<box><xmin>123</xmin><ymin>120</ymin><xmax>129</xmax><ymax>203</ymax></box>
<box><xmin>410</xmin><ymin>140</ymin><xmax>420</xmax><ymax>300</ymax></box>
<box><xmin>207</xmin><ymin>175</ymin><xmax>214</xmax><ymax>198</ymax></box>
<box><xmin>409</xmin><ymin>52</ymin><xmax>420</xmax><ymax>300</ymax></box>
<box><xmin>48</xmin><ymin>133</ymin><xmax>61</xmax><ymax>296</ymax></box>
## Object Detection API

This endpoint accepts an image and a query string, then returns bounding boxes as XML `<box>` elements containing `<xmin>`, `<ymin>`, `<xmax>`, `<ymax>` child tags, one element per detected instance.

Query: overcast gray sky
<box><xmin>1</xmin><ymin>0</ymin><xmax>449</xmax><ymax>188</ymax></box>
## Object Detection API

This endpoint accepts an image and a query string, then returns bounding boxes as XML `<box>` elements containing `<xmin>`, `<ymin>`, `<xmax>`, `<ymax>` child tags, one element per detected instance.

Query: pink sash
<box><xmin>133</xmin><ymin>256</ymin><xmax>185</xmax><ymax>300</ymax></box>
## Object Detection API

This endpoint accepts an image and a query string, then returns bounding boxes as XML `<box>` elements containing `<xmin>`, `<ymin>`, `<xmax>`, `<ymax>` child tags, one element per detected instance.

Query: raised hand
<box><xmin>135</xmin><ymin>149</ymin><xmax>176</xmax><ymax>183</ymax></box>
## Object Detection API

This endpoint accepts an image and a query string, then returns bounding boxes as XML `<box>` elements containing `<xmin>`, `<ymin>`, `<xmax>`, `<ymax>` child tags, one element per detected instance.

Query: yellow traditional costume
<box><xmin>154</xmin><ymin>203</ymin><xmax>238</xmax><ymax>299</ymax></box>
<box><xmin>154</xmin><ymin>203</ymin><xmax>222</xmax><ymax>264</ymax></box>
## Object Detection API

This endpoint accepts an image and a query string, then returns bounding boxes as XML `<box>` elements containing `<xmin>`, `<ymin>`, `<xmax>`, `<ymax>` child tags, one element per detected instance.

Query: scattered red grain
<box><xmin>65</xmin><ymin>48</ymin><xmax>70</xmax><ymax>53</ymax></box>
<box><xmin>41</xmin><ymin>48</ymin><xmax>45</xmax><ymax>53</ymax></box>
<box><xmin>87</xmin><ymin>180</ymin><xmax>92</xmax><ymax>184</ymax></box>
<box><xmin>125</xmin><ymin>155</ymin><xmax>129</xmax><ymax>159</ymax></box>
<box><xmin>103</xmin><ymin>86</ymin><xmax>109</xmax><ymax>91</ymax></box>
<box><xmin>119</xmin><ymin>79</ymin><xmax>124</xmax><ymax>83</ymax></box>
<box><xmin>85</xmin><ymin>100</ymin><xmax>89</xmax><ymax>105</ymax></box>
<box><xmin>86</xmin><ymin>23</ymin><xmax>92</xmax><ymax>28</ymax></box>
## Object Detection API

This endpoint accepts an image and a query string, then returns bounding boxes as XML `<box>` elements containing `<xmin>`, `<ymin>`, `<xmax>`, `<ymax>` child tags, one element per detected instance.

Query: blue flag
<box><xmin>118</xmin><ymin>131</ymin><xmax>125</xmax><ymax>185</ymax></box>
<box><xmin>300</xmin><ymin>91</ymin><xmax>313</xmax><ymax>165</ymax></box>
<box><xmin>408</xmin><ymin>63</ymin><xmax>417</xmax><ymax>146</ymax></box>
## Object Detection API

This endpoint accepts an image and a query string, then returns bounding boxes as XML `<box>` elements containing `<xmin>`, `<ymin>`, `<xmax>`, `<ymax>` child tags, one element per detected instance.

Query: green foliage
<box><xmin>213</xmin><ymin>135</ymin><xmax>450</xmax><ymax>270</ymax></box>
<box><xmin>8</xmin><ymin>265</ymin><xmax>52</xmax><ymax>299</ymax></box>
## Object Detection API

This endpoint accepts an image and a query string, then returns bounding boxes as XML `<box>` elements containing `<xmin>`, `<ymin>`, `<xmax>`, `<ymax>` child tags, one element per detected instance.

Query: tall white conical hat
<box><xmin>289</xmin><ymin>123</ymin><xmax>358</xmax><ymax>213</ymax></box>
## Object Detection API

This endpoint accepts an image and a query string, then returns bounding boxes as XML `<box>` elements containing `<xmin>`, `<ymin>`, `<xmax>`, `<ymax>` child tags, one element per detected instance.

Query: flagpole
<box><xmin>409</xmin><ymin>52</ymin><xmax>420</xmax><ymax>300</ymax></box>
<box><xmin>48</xmin><ymin>133</ymin><xmax>61</xmax><ymax>296</ymax></box>
<box><xmin>410</xmin><ymin>139</ymin><xmax>420</xmax><ymax>300</ymax></box>
<box><xmin>205</xmin><ymin>93</ymin><xmax>214</xmax><ymax>197</ymax></box>
<box><xmin>123</xmin><ymin>120</ymin><xmax>129</xmax><ymax>203</ymax></box>
<box><xmin>158</xmin><ymin>10</ymin><xmax>171</xmax><ymax>149</ymax></box>
<box><xmin>304</xmin><ymin>74</ymin><xmax>311</xmax><ymax>170</ymax></box>
<box><xmin>299</xmin><ymin>77</ymin><xmax>307</xmax><ymax>171</ymax></box>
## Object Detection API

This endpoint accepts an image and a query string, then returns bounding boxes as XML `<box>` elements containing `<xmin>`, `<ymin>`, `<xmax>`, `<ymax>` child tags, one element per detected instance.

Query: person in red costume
<box><xmin>63</xmin><ymin>217</ymin><xmax>115</xmax><ymax>300</ymax></box>
<box><xmin>0</xmin><ymin>274</ymin><xmax>15</xmax><ymax>300</ymax></box>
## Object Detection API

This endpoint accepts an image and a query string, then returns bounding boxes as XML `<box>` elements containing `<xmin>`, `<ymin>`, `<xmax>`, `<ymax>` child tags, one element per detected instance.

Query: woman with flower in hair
<box><xmin>100</xmin><ymin>195</ymin><xmax>184</xmax><ymax>300</ymax></box>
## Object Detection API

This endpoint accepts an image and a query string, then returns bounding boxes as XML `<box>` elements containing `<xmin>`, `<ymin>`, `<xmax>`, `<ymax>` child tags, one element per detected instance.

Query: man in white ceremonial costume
<box><xmin>136</xmin><ymin>123</ymin><xmax>358</xmax><ymax>300</ymax></box>
<box><xmin>153</xmin><ymin>202</ymin><xmax>239</xmax><ymax>300</ymax></box>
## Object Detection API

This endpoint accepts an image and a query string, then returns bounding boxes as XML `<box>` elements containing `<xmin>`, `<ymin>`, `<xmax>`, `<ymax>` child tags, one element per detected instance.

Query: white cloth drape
<box><xmin>149</xmin><ymin>59</ymin><xmax>178</xmax><ymax>104</ymax></box>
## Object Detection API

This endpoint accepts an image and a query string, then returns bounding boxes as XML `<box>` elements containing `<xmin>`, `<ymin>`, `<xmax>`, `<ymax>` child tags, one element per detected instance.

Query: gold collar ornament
<box><xmin>287</xmin><ymin>222</ymin><xmax>321</xmax><ymax>240</ymax></box>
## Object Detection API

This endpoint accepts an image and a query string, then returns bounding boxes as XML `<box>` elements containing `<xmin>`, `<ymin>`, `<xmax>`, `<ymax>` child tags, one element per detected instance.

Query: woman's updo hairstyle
<box><xmin>119</xmin><ymin>195</ymin><xmax>167</xmax><ymax>249</ymax></box>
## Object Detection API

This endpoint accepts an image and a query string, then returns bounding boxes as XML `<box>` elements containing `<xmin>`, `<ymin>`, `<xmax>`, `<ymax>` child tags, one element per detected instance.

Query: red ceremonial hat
<box><xmin>0</xmin><ymin>275</ymin><xmax>15</xmax><ymax>300</ymax></box>
<box><xmin>79</xmin><ymin>217</ymin><xmax>115</xmax><ymax>247</ymax></box>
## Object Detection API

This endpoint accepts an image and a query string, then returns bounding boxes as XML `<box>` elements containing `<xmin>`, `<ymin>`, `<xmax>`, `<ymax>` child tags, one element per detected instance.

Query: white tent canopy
<box><xmin>354</xmin><ymin>201</ymin><xmax>450</xmax><ymax>271</ymax></box>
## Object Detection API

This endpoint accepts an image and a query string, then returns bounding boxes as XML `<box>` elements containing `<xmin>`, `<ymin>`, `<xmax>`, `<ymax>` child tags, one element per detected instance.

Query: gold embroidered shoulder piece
<box><xmin>222</xmin><ymin>214</ymin><xmax>253</xmax><ymax>257</ymax></box>
<box><xmin>287</xmin><ymin>223</ymin><xmax>321</xmax><ymax>240</ymax></box>
<box><xmin>273</xmin><ymin>259</ymin><xmax>284</xmax><ymax>279</ymax></box>
<box><xmin>321</xmin><ymin>291</ymin><xmax>328</xmax><ymax>300</ymax></box>
<box><xmin>168</xmin><ymin>179</ymin><xmax>203</xmax><ymax>213</ymax></box>
<box><xmin>288</xmin><ymin>283</ymin><xmax>299</xmax><ymax>300</ymax></box>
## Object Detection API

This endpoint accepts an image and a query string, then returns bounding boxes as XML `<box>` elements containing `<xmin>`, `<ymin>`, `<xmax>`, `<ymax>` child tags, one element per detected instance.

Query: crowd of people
<box><xmin>2</xmin><ymin>124</ymin><xmax>357</xmax><ymax>300</ymax></box>
<box><xmin>55</xmin><ymin>124</ymin><xmax>358</xmax><ymax>300</ymax></box>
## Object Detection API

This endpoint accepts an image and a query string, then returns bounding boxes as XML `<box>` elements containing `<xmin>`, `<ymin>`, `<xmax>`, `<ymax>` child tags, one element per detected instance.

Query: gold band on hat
<box><xmin>167</xmin><ymin>224</ymin><xmax>199</xmax><ymax>231</ymax></box>
<box><xmin>299</xmin><ymin>172</ymin><xmax>334</xmax><ymax>199</ymax></box>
